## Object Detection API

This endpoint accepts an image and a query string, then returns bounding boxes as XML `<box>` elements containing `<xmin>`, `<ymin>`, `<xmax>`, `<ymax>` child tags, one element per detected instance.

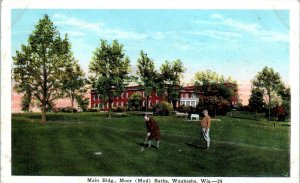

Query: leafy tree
<box><xmin>128</xmin><ymin>92</ymin><xmax>142</xmax><ymax>110</ymax></box>
<box><xmin>20</xmin><ymin>86</ymin><xmax>33</xmax><ymax>112</ymax></box>
<box><xmin>278</xmin><ymin>87</ymin><xmax>290</xmax><ymax>119</ymax></box>
<box><xmin>160</xmin><ymin>59</ymin><xmax>185</xmax><ymax>108</ymax></box>
<box><xmin>251</xmin><ymin>66</ymin><xmax>284</xmax><ymax>122</ymax></box>
<box><xmin>89</xmin><ymin>39</ymin><xmax>131</xmax><ymax>118</ymax></box>
<box><xmin>195</xmin><ymin>70</ymin><xmax>226</xmax><ymax>84</ymax></box>
<box><xmin>248</xmin><ymin>87</ymin><xmax>265</xmax><ymax>114</ymax></box>
<box><xmin>13</xmin><ymin>14</ymin><xmax>74</xmax><ymax>124</ymax></box>
<box><xmin>136</xmin><ymin>50</ymin><xmax>156</xmax><ymax>112</ymax></box>
<box><xmin>194</xmin><ymin>70</ymin><xmax>237</xmax><ymax>117</ymax></box>
<box><xmin>61</xmin><ymin>61</ymin><xmax>86</xmax><ymax>113</ymax></box>
<box><xmin>75</xmin><ymin>94</ymin><xmax>89</xmax><ymax>112</ymax></box>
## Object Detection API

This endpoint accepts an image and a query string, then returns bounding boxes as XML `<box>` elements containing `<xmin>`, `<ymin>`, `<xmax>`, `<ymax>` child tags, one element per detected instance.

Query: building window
<box><xmin>121</xmin><ymin>93</ymin><xmax>124</xmax><ymax>99</ymax></box>
<box><xmin>98</xmin><ymin>103</ymin><xmax>101</xmax><ymax>108</ymax></box>
<box><xmin>107</xmin><ymin>103</ymin><xmax>109</xmax><ymax>108</ymax></box>
<box><xmin>156</xmin><ymin>100</ymin><xmax>159</xmax><ymax>104</ymax></box>
<box><xmin>143</xmin><ymin>101</ymin><xmax>146</xmax><ymax>107</ymax></box>
<box><xmin>188</xmin><ymin>101</ymin><xmax>191</xmax><ymax>106</ymax></box>
<box><xmin>126</xmin><ymin>93</ymin><xmax>128</xmax><ymax>98</ymax></box>
<box><xmin>191</xmin><ymin>101</ymin><xmax>195</xmax><ymax>107</ymax></box>
<box><xmin>185</xmin><ymin>93</ymin><xmax>189</xmax><ymax>98</ymax></box>
<box><xmin>93</xmin><ymin>95</ymin><xmax>96</xmax><ymax>100</ymax></box>
<box><xmin>149</xmin><ymin>101</ymin><xmax>151</xmax><ymax>107</ymax></box>
<box><xmin>121</xmin><ymin>102</ymin><xmax>124</xmax><ymax>107</ymax></box>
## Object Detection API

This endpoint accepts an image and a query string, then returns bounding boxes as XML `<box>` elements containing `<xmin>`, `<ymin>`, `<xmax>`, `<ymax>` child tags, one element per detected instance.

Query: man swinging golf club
<box><xmin>142</xmin><ymin>115</ymin><xmax>160</xmax><ymax>150</ymax></box>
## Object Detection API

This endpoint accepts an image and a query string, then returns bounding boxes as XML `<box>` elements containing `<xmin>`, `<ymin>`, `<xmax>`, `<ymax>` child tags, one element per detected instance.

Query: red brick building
<box><xmin>90</xmin><ymin>83</ymin><xmax>238</xmax><ymax>111</ymax></box>
<box><xmin>90</xmin><ymin>86</ymin><xmax>164</xmax><ymax>110</ymax></box>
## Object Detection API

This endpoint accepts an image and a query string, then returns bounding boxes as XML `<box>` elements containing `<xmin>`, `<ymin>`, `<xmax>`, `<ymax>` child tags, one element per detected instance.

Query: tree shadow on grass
<box><xmin>185</xmin><ymin>143</ymin><xmax>206</xmax><ymax>149</ymax></box>
<box><xmin>136</xmin><ymin>143</ymin><xmax>158</xmax><ymax>149</ymax></box>
<box><xmin>252</xmin><ymin>123</ymin><xmax>267</xmax><ymax>126</ymax></box>
<box><xmin>28</xmin><ymin>114</ymin><xmax>66</xmax><ymax>121</ymax></box>
<box><xmin>231</xmin><ymin>116</ymin><xmax>260</xmax><ymax>121</ymax></box>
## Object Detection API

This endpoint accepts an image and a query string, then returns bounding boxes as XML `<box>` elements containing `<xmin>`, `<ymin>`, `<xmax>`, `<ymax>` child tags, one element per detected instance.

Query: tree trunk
<box><xmin>42</xmin><ymin>45</ymin><xmax>47</xmax><ymax>125</ymax></box>
<box><xmin>71</xmin><ymin>94</ymin><xmax>74</xmax><ymax>113</ymax></box>
<box><xmin>108</xmin><ymin>99</ymin><xmax>112</xmax><ymax>118</ymax></box>
<box><xmin>268</xmin><ymin>90</ymin><xmax>271</xmax><ymax>122</ymax></box>
<box><xmin>41</xmin><ymin>103</ymin><xmax>46</xmax><ymax>125</ymax></box>
<box><xmin>146</xmin><ymin>96</ymin><xmax>149</xmax><ymax>112</ymax></box>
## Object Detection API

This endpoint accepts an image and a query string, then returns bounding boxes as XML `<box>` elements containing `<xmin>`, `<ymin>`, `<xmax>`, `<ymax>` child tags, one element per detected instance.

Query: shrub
<box><xmin>267</xmin><ymin>105</ymin><xmax>288</xmax><ymax>122</ymax></box>
<box><xmin>112</xmin><ymin>106</ymin><xmax>127</xmax><ymax>112</ymax></box>
<box><xmin>60</xmin><ymin>106</ymin><xmax>77</xmax><ymax>113</ymax></box>
<box><xmin>196</xmin><ymin>96</ymin><xmax>231</xmax><ymax>116</ymax></box>
<box><xmin>177</xmin><ymin>105</ymin><xmax>190</xmax><ymax>113</ymax></box>
<box><xmin>153</xmin><ymin>101</ymin><xmax>173</xmax><ymax>116</ymax></box>
<box><xmin>141</xmin><ymin>106</ymin><xmax>154</xmax><ymax>112</ymax></box>
<box><xmin>86</xmin><ymin>108</ymin><xmax>99</xmax><ymax>112</ymax></box>
<box><xmin>52</xmin><ymin>107</ymin><xmax>60</xmax><ymax>113</ymax></box>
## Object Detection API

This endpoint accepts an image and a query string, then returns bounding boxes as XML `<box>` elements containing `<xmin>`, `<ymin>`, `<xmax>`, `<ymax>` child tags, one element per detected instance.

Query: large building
<box><xmin>90</xmin><ymin>83</ymin><xmax>238</xmax><ymax>111</ymax></box>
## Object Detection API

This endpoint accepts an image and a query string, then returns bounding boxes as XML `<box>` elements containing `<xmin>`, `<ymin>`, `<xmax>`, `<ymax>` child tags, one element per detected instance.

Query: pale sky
<box><xmin>11</xmin><ymin>9</ymin><xmax>290</xmax><ymax>104</ymax></box>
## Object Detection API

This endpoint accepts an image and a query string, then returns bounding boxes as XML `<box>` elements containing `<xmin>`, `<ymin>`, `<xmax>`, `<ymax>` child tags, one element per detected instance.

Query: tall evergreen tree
<box><xmin>248</xmin><ymin>87</ymin><xmax>265</xmax><ymax>114</ymax></box>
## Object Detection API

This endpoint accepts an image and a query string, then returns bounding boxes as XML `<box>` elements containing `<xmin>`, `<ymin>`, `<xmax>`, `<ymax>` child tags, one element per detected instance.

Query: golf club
<box><xmin>141</xmin><ymin>133</ymin><xmax>149</xmax><ymax>151</ymax></box>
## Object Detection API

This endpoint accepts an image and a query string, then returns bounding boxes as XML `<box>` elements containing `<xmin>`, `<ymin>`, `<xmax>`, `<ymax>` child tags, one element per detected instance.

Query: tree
<box><xmin>278</xmin><ymin>87</ymin><xmax>290</xmax><ymax>119</ymax></box>
<box><xmin>251</xmin><ymin>66</ymin><xmax>284</xmax><ymax>122</ymax></box>
<box><xmin>13</xmin><ymin>14</ymin><xmax>74</xmax><ymax>124</ymax></box>
<box><xmin>61</xmin><ymin>61</ymin><xmax>86</xmax><ymax>113</ymax></box>
<box><xmin>248</xmin><ymin>87</ymin><xmax>265</xmax><ymax>114</ymax></box>
<box><xmin>20</xmin><ymin>85</ymin><xmax>33</xmax><ymax>112</ymax></box>
<box><xmin>128</xmin><ymin>92</ymin><xmax>142</xmax><ymax>110</ymax></box>
<box><xmin>75</xmin><ymin>93</ymin><xmax>89</xmax><ymax>112</ymax></box>
<box><xmin>136</xmin><ymin>50</ymin><xmax>156</xmax><ymax>112</ymax></box>
<box><xmin>160</xmin><ymin>59</ymin><xmax>185</xmax><ymax>108</ymax></box>
<box><xmin>89</xmin><ymin>39</ymin><xmax>131</xmax><ymax>118</ymax></box>
<box><xmin>194</xmin><ymin>70</ymin><xmax>237</xmax><ymax>117</ymax></box>
<box><xmin>195</xmin><ymin>70</ymin><xmax>225</xmax><ymax>84</ymax></box>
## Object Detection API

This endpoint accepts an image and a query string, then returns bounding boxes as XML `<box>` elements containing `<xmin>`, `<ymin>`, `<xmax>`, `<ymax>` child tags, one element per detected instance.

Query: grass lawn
<box><xmin>12</xmin><ymin>111</ymin><xmax>290</xmax><ymax>176</ymax></box>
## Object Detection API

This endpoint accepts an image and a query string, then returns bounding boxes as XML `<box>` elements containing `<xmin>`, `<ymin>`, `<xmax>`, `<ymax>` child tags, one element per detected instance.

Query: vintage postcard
<box><xmin>1</xmin><ymin>0</ymin><xmax>299</xmax><ymax>183</ymax></box>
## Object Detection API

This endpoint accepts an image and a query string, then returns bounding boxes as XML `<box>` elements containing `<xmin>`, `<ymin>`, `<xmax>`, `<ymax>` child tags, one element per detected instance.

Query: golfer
<box><xmin>144</xmin><ymin>115</ymin><xmax>160</xmax><ymax>149</ymax></box>
<box><xmin>200</xmin><ymin>110</ymin><xmax>211</xmax><ymax>150</ymax></box>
